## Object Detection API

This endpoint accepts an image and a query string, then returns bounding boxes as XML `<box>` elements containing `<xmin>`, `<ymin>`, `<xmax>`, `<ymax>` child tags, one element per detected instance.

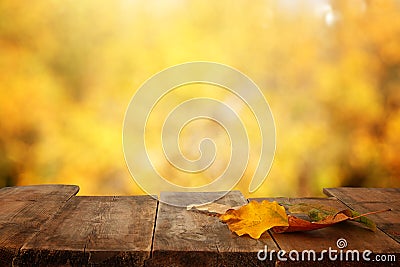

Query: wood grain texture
<box><xmin>252</xmin><ymin>197</ymin><xmax>400</xmax><ymax>266</ymax></box>
<box><xmin>323</xmin><ymin>187</ymin><xmax>400</xmax><ymax>204</ymax></box>
<box><xmin>2</xmin><ymin>186</ymin><xmax>398</xmax><ymax>266</ymax></box>
<box><xmin>0</xmin><ymin>184</ymin><xmax>79</xmax><ymax>202</ymax></box>
<box><xmin>147</xmin><ymin>191</ymin><xmax>278</xmax><ymax>267</ymax></box>
<box><xmin>324</xmin><ymin>187</ymin><xmax>400</xmax><ymax>243</ymax></box>
<box><xmin>0</xmin><ymin>185</ymin><xmax>79</xmax><ymax>266</ymax></box>
<box><xmin>15</xmin><ymin>195</ymin><xmax>158</xmax><ymax>266</ymax></box>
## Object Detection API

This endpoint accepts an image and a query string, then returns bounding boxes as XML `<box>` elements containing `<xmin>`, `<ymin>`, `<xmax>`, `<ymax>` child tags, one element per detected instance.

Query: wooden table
<box><xmin>0</xmin><ymin>185</ymin><xmax>399</xmax><ymax>266</ymax></box>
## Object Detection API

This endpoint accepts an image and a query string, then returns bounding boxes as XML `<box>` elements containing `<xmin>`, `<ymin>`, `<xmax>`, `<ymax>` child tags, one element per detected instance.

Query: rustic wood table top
<box><xmin>0</xmin><ymin>185</ymin><xmax>399</xmax><ymax>266</ymax></box>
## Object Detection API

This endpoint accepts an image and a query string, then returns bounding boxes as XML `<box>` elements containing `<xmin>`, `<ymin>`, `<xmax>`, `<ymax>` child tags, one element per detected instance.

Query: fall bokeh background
<box><xmin>0</xmin><ymin>0</ymin><xmax>399</xmax><ymax>197</ymax></box>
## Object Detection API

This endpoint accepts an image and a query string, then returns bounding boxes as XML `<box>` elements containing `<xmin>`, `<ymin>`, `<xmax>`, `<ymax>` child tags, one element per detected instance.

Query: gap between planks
<box><xmin>149</xmin><ymin>199</ymin><xmax>160</xmax><ymax>259</ymax></box>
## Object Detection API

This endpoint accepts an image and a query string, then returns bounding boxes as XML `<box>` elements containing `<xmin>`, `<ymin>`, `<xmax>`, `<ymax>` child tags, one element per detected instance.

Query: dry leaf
<box><xmin>281</xmin><ymin>202</ymin><xmax>379</xmax><ymax>231</ymax></box>
<box><xmin>284</xmin><ymin>202</ymin><xmax>338</xmax><ymax>221</ymax></box>
<box><xmin>272</xmin><ymin>212</ymin><xmax>349</xmax><ymax>233</ymax></box>
<box><xmin>188</xmin><ymin>200</ymin><xmax>390</xmax><ymax>239</ymax></box>
<box><xmin>187</xmin><ymin>202</ymin><xmax>241</xmax><ymax>214</ymax></box>
<box><xmin>218</xmin><ymin>200</ymin><xmax>289</xmax><ymax>239</ymax></box>
<box><xmin>340</xmin><ymin>209</ymin><xmax>377</xmax><ymax>231</ymax></box>
<box><xmin>272</xmin><ymin>208</ymin><xmax>389</xmax><ymax>233</ymax></box>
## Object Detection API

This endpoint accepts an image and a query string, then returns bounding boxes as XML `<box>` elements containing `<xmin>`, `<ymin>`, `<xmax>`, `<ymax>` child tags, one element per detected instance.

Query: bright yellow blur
<box><xmin>0</xmin><ymin>0</ymin><xmax>399</xmax><ymax>197</ymax></box>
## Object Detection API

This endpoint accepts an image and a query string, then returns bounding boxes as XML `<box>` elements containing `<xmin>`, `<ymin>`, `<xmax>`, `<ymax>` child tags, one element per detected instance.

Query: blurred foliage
<box><xmin>0</xmin><ymin>0</ymin><xmax>399</xmax><ymax>196</ymax></box>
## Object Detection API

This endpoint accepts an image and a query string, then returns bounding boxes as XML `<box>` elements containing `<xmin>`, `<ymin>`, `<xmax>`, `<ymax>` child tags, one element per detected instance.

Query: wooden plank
<box><xmin>323</xmin><ymin>187</ymin><xmax>400</xmax><ymax>204</ymax></box>
<box><xmin>16</xmin><ymin>196</ymin><xmax>158</xmax><ymax>266</ymax></box>
<box><xmin>0</xmin><ymin>184</ymin><xmax>79</xmax><ymax>202</ymax></box>
<box><xmin>0</xmin><ymin>184</ymin><xmax>79</xmax><ymax>266</ymax></box>
<box><xmin>324</xmin><ymin>187</ymin><xmax>400</xmax><ymax>243</ymax></box>
<box><xmin>147</xmin><ymin>191</ymin><xmax>279</xmax><ymax>267</ymax></box>
<box><xmin>252</xmin><ymin>197</ymin><xmax>400</xmax><ymax>266</ymax></box>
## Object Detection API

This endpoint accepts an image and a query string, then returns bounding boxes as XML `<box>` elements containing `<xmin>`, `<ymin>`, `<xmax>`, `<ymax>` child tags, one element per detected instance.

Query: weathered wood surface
<box><xmin>16</xmin><ymin>195</ymin><xmax>157</xmax><ymax>266</ymax></box>
<box><xmin>252</xmin><ymin>197</ymin><xmax>400</xmax><ymax>266</ymax></box>
<box><xmin>0</xmin><ymin>185</ymin><xmax>79</xmax><ymax>265</ymax></box>
<box><xmin>324</xmin><ymin>187</ymin><xmax>400</xmax><ymax>243</ymax></box>
<box><xmin>148</xmin><ymin>191</ymin><xmax>278</xmax><ymax>267</ymax></box>
<box><xmin>0</xmin><ymin>185</ymin><xmax>399</xmax><ymax>266</ymax></box>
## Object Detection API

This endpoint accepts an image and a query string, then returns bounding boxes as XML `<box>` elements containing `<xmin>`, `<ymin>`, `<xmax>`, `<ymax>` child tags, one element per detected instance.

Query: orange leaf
<box><xmin>272</xmin><ymin>212</ymin><xmax>349</xmax><ymax>233</ymax></box>
<box><xmin>272</xmin><ymin>208</ymin><xmax>390</xmax><ymax>233</ymax></box>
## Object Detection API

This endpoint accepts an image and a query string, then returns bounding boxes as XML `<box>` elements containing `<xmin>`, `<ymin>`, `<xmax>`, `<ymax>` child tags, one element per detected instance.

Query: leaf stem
<box><xmin>350</xmin><ymin>208</ymin><xmax>392</xmax><ymax>220</ymax></box>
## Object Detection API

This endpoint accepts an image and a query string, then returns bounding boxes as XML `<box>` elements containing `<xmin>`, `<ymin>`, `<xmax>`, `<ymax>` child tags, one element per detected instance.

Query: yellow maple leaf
<box><xmin>218</xmin><ymin>200</ymin><xmax>289</xmax><ymax>239</ymax></box>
